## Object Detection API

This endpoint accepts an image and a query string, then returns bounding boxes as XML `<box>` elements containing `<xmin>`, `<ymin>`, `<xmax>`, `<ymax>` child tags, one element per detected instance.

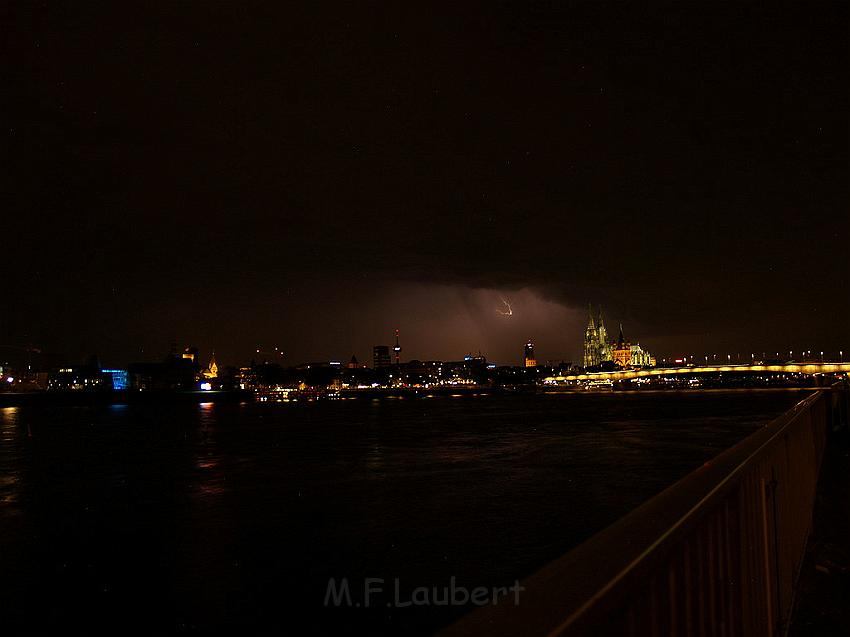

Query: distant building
<box><xmin>583</xmin><ymin>305</ymin><xmax>612</xmax><ymax>367</ymax></box>
<box><xmin>373</xmin><ymin>345</ymin><xmax>391</xmax><ymax>369</ymax></box>
<box><xmin>611</xmin><ymin>324</ymin><xmax>655</xmax><ymax>368</ymax></box>
<box><xmin>103</xmin><ymin>368</ymin><xmax>129</xmax><ymax>390</ymax></box>
<box><xmin>48</xmin><ymin>365</ymin><xmax>108</xmax><ymax>391</ymax></box>
<box><xmin>612</xmin><ymin>325</ymin><xmax>631</xmax><ymax>368</ymax></box>
<box><xmin>630</xmin><ymin>344</ymin><xmax>654</xmax><ymax>368</ymax></box>
<box><xmin>583</xmin><ymin>306</ymin><xmax>654</xmax><ymax>369</ymax></box>
<box><xmin>201</xmin><ymin>352</ymin><xmax>218</xmax><ymax>379</ymax></box>
<box><xmin>128</xmin><ymin>345</ymin><xmax>200</xmax><ymax>391</ymax></box>
<box><xmin>347</xmin><ymin>355</ymin><xmax>360</xmax><ymax>369</ymax></box>
<box><xmin>393</xmin><ymin>329</ymin><xmax>402</xmax><ymax>366</ymax></box>
<box><xmin>523</xmin><ymin>340</ymin><xmax>537</xmax><ymax>367</ymax></box>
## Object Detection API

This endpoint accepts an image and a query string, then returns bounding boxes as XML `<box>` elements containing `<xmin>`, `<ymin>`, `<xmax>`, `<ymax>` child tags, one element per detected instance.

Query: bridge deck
<box><xmin>789</xmin><ymin>421</ymin><xmax>850</xmax><ymax>634</ymax></box>
<box><xmin>545</xmin><ymin>362</ymin><xmax>850</xmax><ymax>382</ymax></box>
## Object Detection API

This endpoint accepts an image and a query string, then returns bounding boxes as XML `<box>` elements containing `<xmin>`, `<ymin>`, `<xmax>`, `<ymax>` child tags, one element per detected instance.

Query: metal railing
<box><xmin>442</xmin><ymin>383</ymin><xmax>849</xmax><ymax>637</ymax></box>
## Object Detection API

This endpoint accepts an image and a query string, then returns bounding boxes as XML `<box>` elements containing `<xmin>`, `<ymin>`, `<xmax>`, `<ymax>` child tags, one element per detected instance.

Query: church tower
<box><xmin>613</xmin><ymin>324</ymin><xmax>631</xmax><ymax>368</ymax></box>
<box><xmin>202</xmin><ymin>351</ymin><xmax>218</xmax><ymax>379</ymax></box>
<box><xmin>583</xmin><ymin>304</ymin><xmax>600</xmax><ymax>367</ymax></box>
<box><xmin>597</xmin><ymin>308</ymin><xmax>612</xmax><ymax>363</ymax></box>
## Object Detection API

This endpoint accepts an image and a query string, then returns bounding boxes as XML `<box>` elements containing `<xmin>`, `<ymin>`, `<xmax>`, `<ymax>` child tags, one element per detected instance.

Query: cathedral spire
<box><xmin>203</xmin><ymin>350</ymin><xmax>218</xmax><ymax>379</ymax></box>
<box><xmin>596</xmin><ymin>307</ymin><xmax>611</xmax><ymax>363</ymax></box>
<box><xmin>583</xmin><ymin>303</ymin><xmax>600</xmax><ymax>367</ymax></box>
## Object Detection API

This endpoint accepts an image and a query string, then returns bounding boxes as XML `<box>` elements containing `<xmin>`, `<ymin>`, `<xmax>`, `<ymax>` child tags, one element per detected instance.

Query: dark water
<box><xmin>0</xmin><ymin>390</ymin><xmax>811</xmax><ymax>635</ymax></box>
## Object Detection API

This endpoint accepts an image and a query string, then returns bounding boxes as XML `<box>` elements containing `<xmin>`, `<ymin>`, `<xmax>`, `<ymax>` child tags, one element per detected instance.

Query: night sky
<box><xmin>4</xmin><ymin>2</ymin><xmax>848</xmax><ymax>368</ymax></box>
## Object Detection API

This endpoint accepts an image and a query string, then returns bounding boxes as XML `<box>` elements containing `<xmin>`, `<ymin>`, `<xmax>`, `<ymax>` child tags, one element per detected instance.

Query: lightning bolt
<box><xmin>497</xmin><ymin>297</ymin><xmax>513</xmax><ymax>317</ymax></box>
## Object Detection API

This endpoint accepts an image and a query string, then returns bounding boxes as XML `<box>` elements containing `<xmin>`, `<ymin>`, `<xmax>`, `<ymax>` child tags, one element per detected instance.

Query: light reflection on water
<box><xmin>0</xmin><ymin>473</ymin><xmax>19</xmax><ymax>507</ymax></box>
<box><xmin>193</xmin><ymin>402</ymin><xmax>228</xmax><ymax>498</ymax></box>
<box><xmin>0</xmin><ymin>407</ymin><xmax>21</xmax><ymax>509</ymax></box>
<box><xmin>0</xmin><ymin>389</ymin><xmax>814</xmax><ymax>635</ymax></box>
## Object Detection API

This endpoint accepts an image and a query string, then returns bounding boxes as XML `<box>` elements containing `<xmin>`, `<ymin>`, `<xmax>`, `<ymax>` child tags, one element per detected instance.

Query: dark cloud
<box><xmin>2</xmin><ymin>2</ymin><xmax>847</xmax><ymax>366</ymax></box>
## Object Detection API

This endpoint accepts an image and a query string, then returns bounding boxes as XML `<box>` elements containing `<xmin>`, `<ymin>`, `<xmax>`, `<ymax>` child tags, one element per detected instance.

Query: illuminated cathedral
<box><xmin>582</xmin><ymin>305</ymin><xmax>655</xmax><ymax>369</ymax></box>
<box><xmin>201</xmin><ymin>352</ymin><xmax>218</xmax><ymax>379</ymax></box>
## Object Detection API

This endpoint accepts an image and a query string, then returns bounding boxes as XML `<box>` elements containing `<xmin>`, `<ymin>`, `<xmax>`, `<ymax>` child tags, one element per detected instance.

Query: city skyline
<box><xmin>4</xmin><ymin>4</ymin><xmax>847</xmax><ymax>371</ymax></box>
<box><xmin>3</xmin><ymin>312</ymin><xmax>845</xmax><ymax>373</ymax></box>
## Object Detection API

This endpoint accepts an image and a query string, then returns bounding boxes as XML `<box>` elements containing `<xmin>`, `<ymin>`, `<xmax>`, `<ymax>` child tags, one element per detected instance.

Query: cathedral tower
<box><xmin>583</xmin><ymin>304</ymin><xmax>600</xmax><ymax>367</ymax></box>
<box><xmin>597</xmin><ymin>308</ymin><xmax>612</xmax><ymax>363</ymax></box>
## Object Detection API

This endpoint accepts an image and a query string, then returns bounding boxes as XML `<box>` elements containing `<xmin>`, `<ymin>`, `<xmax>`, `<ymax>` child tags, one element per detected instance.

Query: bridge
<box><xmin>543</xmin><ymin>361</ymin><xmax>850</xmax><ymax>383</ymax></box>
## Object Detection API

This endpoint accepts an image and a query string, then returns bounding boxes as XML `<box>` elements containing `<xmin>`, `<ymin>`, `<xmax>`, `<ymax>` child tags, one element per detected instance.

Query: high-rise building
<box><xmin>373</xmin><ymin>345</ymin><xmax>391</xmax><ymax>369</ymax></box>
<box><xmin>393</xmin><ymin>329</ymin><xmax>402</xmax><ymax>366</ymax></box>
<box><xmin>523</xmin><ymin>339</ymin><xmax>537</xmax><ymax>367</ymax></box>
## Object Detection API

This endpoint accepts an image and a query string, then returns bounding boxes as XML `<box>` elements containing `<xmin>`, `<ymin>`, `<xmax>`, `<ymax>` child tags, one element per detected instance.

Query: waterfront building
<box><xmin>48</xmin><ymin>366</ymin><xmax>108</xmax><ymax>391</ymax></box>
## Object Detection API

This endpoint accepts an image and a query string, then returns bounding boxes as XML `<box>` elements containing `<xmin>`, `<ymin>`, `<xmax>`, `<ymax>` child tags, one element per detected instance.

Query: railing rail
<box><xmin>442</xmin><ymin>383</ymin><xmax>849</xmax><ymax>637</ymax></box>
